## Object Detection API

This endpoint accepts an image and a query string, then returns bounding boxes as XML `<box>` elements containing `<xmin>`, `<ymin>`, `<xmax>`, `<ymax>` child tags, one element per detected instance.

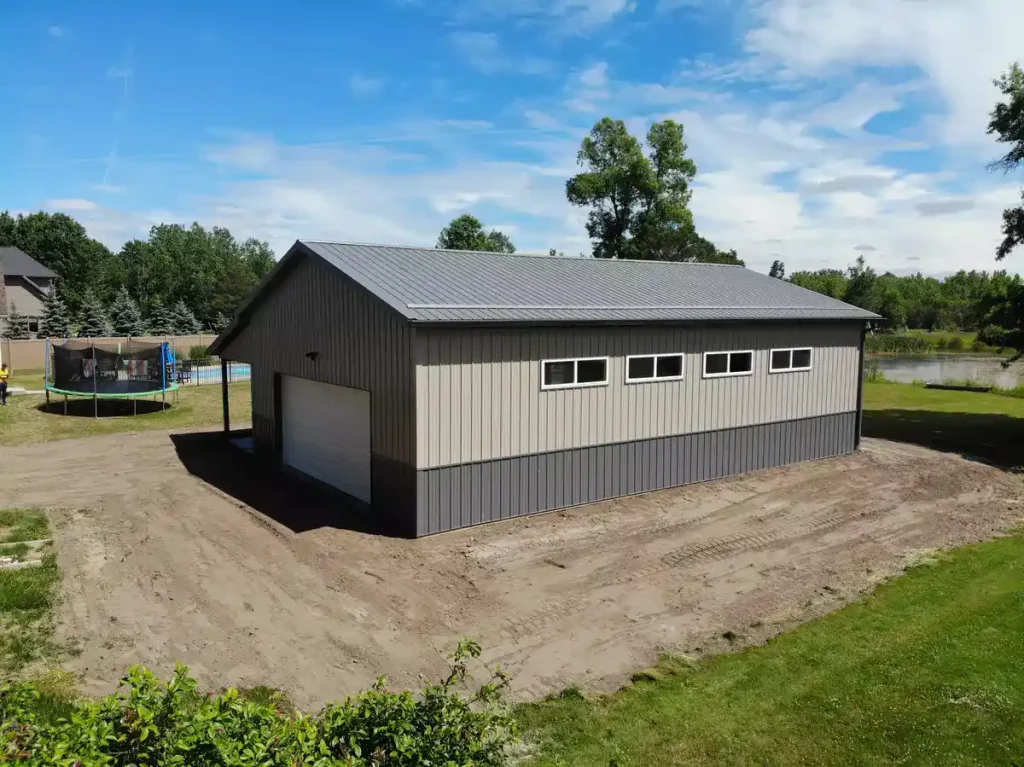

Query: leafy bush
<box><xmin>0</xmin><ymin>639</ymin><xmax>518</xmax><ymax>765</ymax></box>
<box><xmin>978</xmin><ymin>324</ymin><xmax>1009</xmax><ymax>348</ymax></box>
<box><xmin>938</xmin><ymin>335</ymin><xmax>965</xmax><ymax>351</ymax></box>
<box><xmin>187</xmin><ymin>344</ymin><xmax>212</xmax><ymax>363</ymax></box>
<box><xmin>864</xmin><ymin>334</ymin><xmax>931</xmax><ymax>354</ymax></box>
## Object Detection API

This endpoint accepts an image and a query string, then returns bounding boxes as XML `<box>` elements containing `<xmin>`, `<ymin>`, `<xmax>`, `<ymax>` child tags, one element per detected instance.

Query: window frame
<box><xmin>769</xmin><ymin>347</ymin><xmax>813</xmax><ymax>374</ymax></box>
<box><xmin>702</xmin><ymin>350</ymin><xmax>755</xmax><ymax>379</ymax></box>
<box><xmin>625</xmin><ymin>352</ymin><xmax>686</xmax><ymax>384</ymax></box>
<box><xmin>541</xmin><ymin>355</ymin><xmax>611</xmax><ymax>391</ymax></box>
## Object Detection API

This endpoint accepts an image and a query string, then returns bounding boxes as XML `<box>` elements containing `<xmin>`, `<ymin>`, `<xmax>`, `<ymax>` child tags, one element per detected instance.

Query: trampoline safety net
<box><xmin>50</xmin><ymin>339</ymin><xmax>171</xmax><ymax>396</ymax></box>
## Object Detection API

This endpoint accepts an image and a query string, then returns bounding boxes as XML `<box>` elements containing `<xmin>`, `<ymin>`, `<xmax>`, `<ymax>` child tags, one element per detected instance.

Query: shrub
<box><xmin>188</xmin><ymin>344</ymin><xmax>212</xmax><ymax>362</ymax></box>
<box><xmin>0</xmin><ymin>638</ymin><xmax>518</xmax><ymax>765</ymax></box>
<box><xmin>864</xmin><ymin>334</ymin><xmax>931</xmax><ymax>354</ymax></box>
<box><xmin>978</xmin><ymin>324</ymin><xmax>1009</xmax><ymax>348</ymax></box>
<box><xmin>939</xmin><ymin>335</ymin><xmax>965</xmax><ymax>351</ymax></box>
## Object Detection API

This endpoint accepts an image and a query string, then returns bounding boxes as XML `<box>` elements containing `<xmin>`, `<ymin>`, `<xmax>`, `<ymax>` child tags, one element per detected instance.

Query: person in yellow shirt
<box><xmin>0</xmin><ymin>363</ymin><xmax>8</xmax><ymax>406</ymax></box>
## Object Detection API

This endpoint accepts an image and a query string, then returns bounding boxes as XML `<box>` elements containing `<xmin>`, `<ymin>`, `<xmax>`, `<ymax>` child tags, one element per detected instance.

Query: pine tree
<box><xmin>1</xmin><ymin>303</ymin><xmax>31</xmax><ymax>340</ymax></box>
<box><xmin>212</xmin><ymin>312</ymin><xmax>231</xmax><ymax>333</ymax></box>
<box><xmin>109</xmin><ymin>286</ymin><xmax>146</xmax><ymax>336</ymax></box>
<box><xmin>77</xmin><ymin>291</ymin><xmax>112</xmax><ymax>338</ymax></box>
<box><xmin>146</xmin><ymin>301</ymin><xmax>177</xmax><ymax>336</ymax></box>
<box><xmin>170</xmin><ymin>300</ymin><xmax>201</xmax><ymax>334</ymax></box>
<box><xmin>39</xmin><ymin>289</ymin><xmax>73</xmax><ymax>338</ymax></box>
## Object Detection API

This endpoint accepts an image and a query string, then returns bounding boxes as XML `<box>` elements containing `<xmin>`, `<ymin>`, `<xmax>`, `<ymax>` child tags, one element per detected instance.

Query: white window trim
<box><xmin>769</xmin><ymin>347</ymin><xmax>813</xmax><ymax>373</ymax></box>
<box><xmin>702</xmin><ymin>350</ymin><xmax>755</xmax><ymax>379</ymax></box>
<box><xmin>541</xmin><ymin>356</ymin><xmax>610</xmax><ymax>390</ymax></box>
<box><xmin>625</xmin><ymin>353</ymin><xmax>685</xmax><ymax>384</ymax></box>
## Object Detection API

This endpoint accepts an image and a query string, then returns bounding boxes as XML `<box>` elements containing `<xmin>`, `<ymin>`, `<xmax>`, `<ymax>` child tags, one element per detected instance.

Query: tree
<box><xmin>566</xmin><ymin>117</ymin><xmax>738</xmax><ymax>263</ymax></box>
<box><xmin>212</xmin><ymin>312</ymin><xmax>231</xmax><ymax>333</ymax></box>
<box><xmin>436</xmin><ymin>215</ymin><xmax>516</xmax><ymax>253</ymax></box>
<box><xmin>0</xmin><ymin>211</ymin><xmax>121</xmax><ymax>314</ymax></box>
<box><xmin>76</xmin><ymin>291</ymin><xmax>111</xmax><ymax>338</ymax></box>
<box><xmin>769</xmin><ymin>260</ymin><xmax>786</xmax><ymax>279</ymax></box>
<box><xmin>789</xmin><ymin>269</ymin><xmax>848</xmax><ymax>299</ymax></box>
<box><xmin>170</xmin><ymin>300</ymin><xmax>201</xmax><ymax>334</ymax></box>
<box><xmin>146</xmin><ymin>301</ymin><xmax>177</xmax><ymax>336</ymax></box>
<box><xmin>39</xmin><ymin>288</ymin><xmax>73</xmax><ymax>338</ymax></box>
<box><xmin>1</xmin><ymin>303</ymin><xmax>30</xmax><ymax>340</ymax></box>
<box><xmin>988</xmin><ymin>62</ymin><xmax>1024</xmax><ymax>260</ymax></box>
<box><xmin>843</xmin><ymin>256</ymin><xmax>878</xmax><ymax>310</ymax></box>
<box><xmin>109</xmin><ymin>286</ymin><xmax>146</xmax><ymax>336</ymax></box>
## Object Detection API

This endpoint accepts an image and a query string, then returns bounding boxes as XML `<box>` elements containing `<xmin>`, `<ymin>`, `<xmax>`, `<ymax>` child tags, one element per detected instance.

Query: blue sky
<box><xmin>1</xmin><ymin>0</ymin><xmax>1022</xmax><ymax>275</ymax></box>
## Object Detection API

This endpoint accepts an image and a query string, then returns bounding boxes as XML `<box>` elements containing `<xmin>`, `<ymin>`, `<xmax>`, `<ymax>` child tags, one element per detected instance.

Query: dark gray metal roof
<box><xmin>301</xmin><ymin>241</ymin><xmax>879</xmax><ymax>324</ymax></box>
<box><xmin>0</xmin><ymin>247</ymin><xmax>57</xmax><ymax>279</ymax></box>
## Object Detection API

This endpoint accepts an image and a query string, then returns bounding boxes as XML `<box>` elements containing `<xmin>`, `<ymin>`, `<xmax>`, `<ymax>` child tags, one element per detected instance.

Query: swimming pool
<box><xmin>184</xmin><ymin>362</ymin><xmax>252</xmax><ymax>386</ymax></box>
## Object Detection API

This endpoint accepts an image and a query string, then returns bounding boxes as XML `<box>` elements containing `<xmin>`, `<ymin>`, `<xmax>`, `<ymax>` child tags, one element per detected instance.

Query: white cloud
<box><xmin>45</xmin><ymin>198</ymin><xmax>98</xmax><ymax>211</ymax></box>
<box><xmin>524</xmin><ymin>110</ymin><xmax>563</xmax><ymax>130</ymax></box>
<box><xmin>350</xmin><ymin>74</ymin><xmax>386</xmax><ymax>96</ymax></box>
<box><xmin>579</xmin><ymin>62</ymin><xmax>608</xmax><ymax>89</ymax></box>
<box><xmin>448</xmin><ymin>0</ymin><xmax>636</xmax><ymax>32</ymax></box>
<box><xmin>47</xmin><ymin>25</ymin><xmax>68</xmax><ymax>38</ymax></box>
<box><xmin>743</xmin><ymin>0</ymin><xmax>1024</xmax><ymax>146</ymax></box>
<box><xmin>449</xmin><ymin>31</ymin><xmax>551</xmax><ymax>74</ymax></box>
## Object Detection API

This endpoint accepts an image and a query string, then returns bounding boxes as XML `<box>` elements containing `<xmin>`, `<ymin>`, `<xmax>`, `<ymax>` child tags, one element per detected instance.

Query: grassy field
<box><xmin>0</xmin><ymin>380</ymin><xmax>251</xmax><ymax>446</ymax></box>
<box><xmin>0</xmin><ymin>509</ymin><xmax>60</xmax><ymax>674</ymax></box>
<box><xmin>520</xmin><ymin>533</ymin><xmax>1024</xmax><ymax>766</ymax></box>
<box><xmin>862</xmin><ymin>380</ymin><xmax>1024</xmax><ymax>466</ymax></box>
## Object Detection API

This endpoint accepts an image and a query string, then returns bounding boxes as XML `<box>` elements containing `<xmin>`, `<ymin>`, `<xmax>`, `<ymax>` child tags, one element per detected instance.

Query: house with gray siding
<box><xmin>0</xmin><ymin>247</ymin><xmax>57</xmax><ymax>335</ymax></box>
<box><xmin>210</xmin><ymin>241</ymin><xmax>878</xmax><ymax>537</ymax></box>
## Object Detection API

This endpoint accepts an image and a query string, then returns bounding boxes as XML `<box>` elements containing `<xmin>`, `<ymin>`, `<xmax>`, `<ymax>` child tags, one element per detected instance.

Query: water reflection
<box><xmin>870</xmin><ymin>355</ymin><xmax>1022</xmax><ymax>388</ymax></box>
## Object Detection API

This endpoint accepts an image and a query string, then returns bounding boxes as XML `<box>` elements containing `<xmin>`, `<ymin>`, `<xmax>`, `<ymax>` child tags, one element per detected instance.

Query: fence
<box><xmin>174</xmin><ymin>359</ymin><xmax>251</xmax><ymax>387</ymax></box>
<box><xmin>0</xmin><ymin>335</ymin><xmax>218</xmax><ymax>372</ymax></box>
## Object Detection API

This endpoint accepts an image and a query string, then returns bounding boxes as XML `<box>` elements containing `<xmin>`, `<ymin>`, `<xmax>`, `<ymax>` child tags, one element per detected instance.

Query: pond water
<box><xmin>870</xmin><ymin>355</ymin><xmax>1023</xmax><ymax>387</ymax></box>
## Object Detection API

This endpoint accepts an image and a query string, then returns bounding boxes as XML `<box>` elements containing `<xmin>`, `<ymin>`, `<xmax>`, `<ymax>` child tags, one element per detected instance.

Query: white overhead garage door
<box><xmin>281</xmin><ymin>375</ymin><xmax>371</xmax><ymax>503</ymax></box>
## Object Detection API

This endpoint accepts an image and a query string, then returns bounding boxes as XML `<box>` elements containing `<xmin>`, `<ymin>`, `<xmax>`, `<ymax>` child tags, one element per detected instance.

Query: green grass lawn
<box><xmin>520</xmin><ymin>533</ymin><xmax>1024</xmax><ymax>766</ymax></box>
<box><xmin>862</xmin><ymin>381</ymin><xmax>1024</xmax><ymax>466</ymax></box>
<box><xmin>0</xmin><ymin>382</ymin><xmax>251</xmax><ymax>446</ymax></box>
<box><xmin>0</xmin><ymin>509</ymin><xmax>60</xmax><ymax>674</ymax></box>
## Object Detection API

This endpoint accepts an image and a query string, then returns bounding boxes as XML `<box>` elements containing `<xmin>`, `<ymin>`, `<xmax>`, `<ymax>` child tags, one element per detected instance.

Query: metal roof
<box><xmin>0</xmin><ymin>247</ymin><xmax>57</xmax><ymax>279</ymax></box>
<box><xmin>300</xmin><ymin>241</ymin><xmax>879</xmax><ymax>324</ymax></box>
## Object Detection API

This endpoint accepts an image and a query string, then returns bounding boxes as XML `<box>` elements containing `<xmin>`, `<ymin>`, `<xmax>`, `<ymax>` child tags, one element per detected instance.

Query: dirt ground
<box><xmin>2</xmin><ymin>430</ymin><xmax>1021</xmax><ymax>708</ymax></box>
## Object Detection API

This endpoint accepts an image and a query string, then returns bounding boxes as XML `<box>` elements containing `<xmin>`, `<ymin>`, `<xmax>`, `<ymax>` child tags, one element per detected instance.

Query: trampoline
<box><xmin>45</xmin><ymin>339</ymin><xmax>179</xmax><ymax>417</ymax></box>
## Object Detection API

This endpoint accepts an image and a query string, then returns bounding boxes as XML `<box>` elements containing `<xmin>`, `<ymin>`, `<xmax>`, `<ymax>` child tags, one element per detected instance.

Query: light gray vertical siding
<box><xmin>4</xmin><ymin>280</ymin><xmax>47</xmax><ymax>317</ymax></box>
<box><xmin>415</xmin><ymin>323</ymin><xmax>862</xmax><ymax>470</ymax></box>
<box><xmin>416</xmin><ymin>411</ymin><xmax>857</xmax><ymax>535</ymax></box>
<box><xmin>219</xmin><ymin>254</ymin><xmax>417</xmax><ymax>530</ymax></box>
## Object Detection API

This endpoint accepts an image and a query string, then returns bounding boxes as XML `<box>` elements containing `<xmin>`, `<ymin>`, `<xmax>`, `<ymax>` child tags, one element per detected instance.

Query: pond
<box><xmin>870</xmin><ymin>355</ymin><xmax>1023</xmax><ymax>387</ymax></box>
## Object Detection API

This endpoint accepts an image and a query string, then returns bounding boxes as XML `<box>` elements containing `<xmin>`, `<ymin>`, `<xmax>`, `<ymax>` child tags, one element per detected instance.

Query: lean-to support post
<box><xmin>221</xmin><ymin>358</ymin><xmax>230</xmax><ymax>436</ymax></box>
<box><xmin>92</xmin><ymin>340</ymin><xmax>98</xmax><ymax>419</ymax></box>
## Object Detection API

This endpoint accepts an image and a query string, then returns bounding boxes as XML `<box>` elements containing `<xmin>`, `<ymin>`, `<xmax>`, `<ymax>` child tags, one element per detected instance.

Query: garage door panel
<box><xmin>282</xmin><ymin>375</ymin><xmax>371</xmax><ymax>503</ymax></box>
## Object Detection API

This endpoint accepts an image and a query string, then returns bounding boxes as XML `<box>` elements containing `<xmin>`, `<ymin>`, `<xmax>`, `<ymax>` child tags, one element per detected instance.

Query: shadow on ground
<box><xmin>864</xmin><ymin>409</ymin><xmax>1024</xmax><ymax>469</ymax></box>
<box><xmin>37</xmin><ymin>398</ymin><xmax>171</xmax><ymax>418</ymax></box>
<box><xmin>169</xmin><ymin>430</ymin><xmax>399</xmax><ymax>537</ymax></box>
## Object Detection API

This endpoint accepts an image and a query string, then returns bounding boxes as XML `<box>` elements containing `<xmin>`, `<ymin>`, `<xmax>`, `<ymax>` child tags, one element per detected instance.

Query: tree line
<box><xmin>0</xmin><ymin>212</ymin><xmax>275</xmax><ymax>339</ymax></box>
<box><xmin>769</xmin><ymin>256</ymin><xmax>1024</xmax><ymax>344</ymax></box>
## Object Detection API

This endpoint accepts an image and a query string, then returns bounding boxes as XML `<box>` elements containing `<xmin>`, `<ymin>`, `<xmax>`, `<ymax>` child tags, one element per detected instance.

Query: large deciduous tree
<box><xmin>566</xmin><ymin>117</ymin><xmax>740</xmax><ymax>264</ymax></box>
<box><xmin>436</xmin><ymin>215</ymin><xmax>516</xmax><ymax>253</ymax></box>
<box><xmin>989</xmin><ymin>62</ymin><xmax>1024</xmax><ymax>260</ymax></box>
<box><xmin>0</xmin><ymin>211</ymin><xmax>120</xmax><ymax>314</ymax></box>
<box><xmin>769</xmin><ymin>260</ymin><xmax>786</xmax><ymax>279</ymax></box>
<box><xmin>119</xmin><ymin>224</ymin><xmax>276</xmax><ymax>328</ymax></box>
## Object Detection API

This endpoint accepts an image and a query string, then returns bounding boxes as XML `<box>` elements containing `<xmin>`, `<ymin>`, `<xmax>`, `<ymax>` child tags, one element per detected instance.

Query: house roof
<box><xmin>303</xmin><ymin>241</ymin><xmax>878</xmax><ymax>323</ymax></box>
<box><xmin>212</xmin><ymin>240</ymin><xmax>877</xmax><ymax>353</ymax></box>
<box><xmin>0</xmin><ymin>247</ymin><xmax>57</xmax><ymax>279</ymax></box>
